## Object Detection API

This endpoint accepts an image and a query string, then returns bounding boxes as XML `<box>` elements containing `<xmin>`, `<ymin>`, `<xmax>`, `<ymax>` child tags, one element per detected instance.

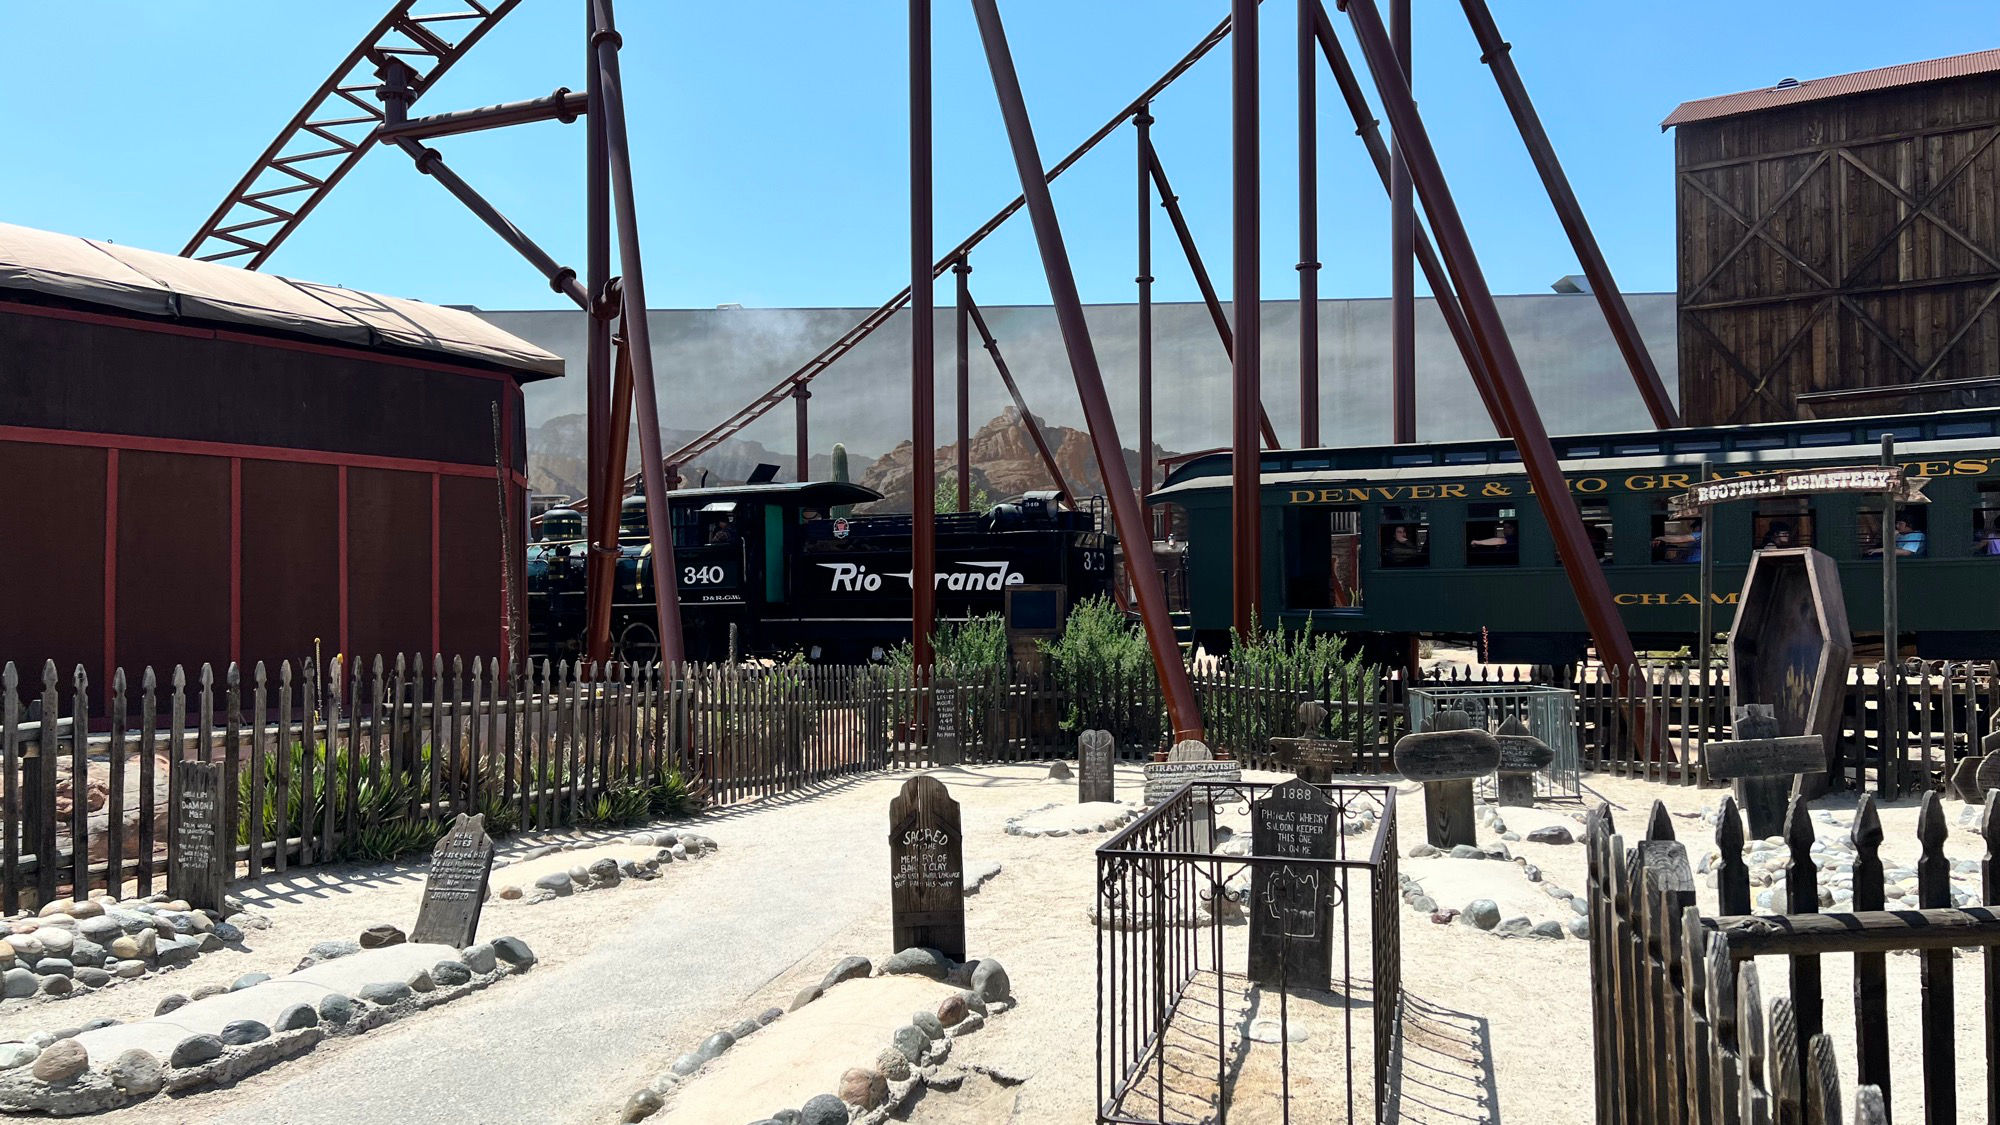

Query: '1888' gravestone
<box><xmin>1249</xmin><ymin>776</ymin><xmax>1336</xmax><ymax>988</ymax></box>
<box><xmin>410</xmin><ymin>813</ymin><xmax>496</xmax><ymax>948</ymax></box>
<box><xmin>889</xmin><ymin>775</ymin><xmax>965</xmax><ymax>962</ymax></box>
<box><xmin>168</xmin><ymin>761</ymin><xmax>228</xmax><ymax>912</ymax></box>
<box><xmin>1078</xmin><ymin>729</ymin><xmax>1115</xmax><ymax>803</ymax></box>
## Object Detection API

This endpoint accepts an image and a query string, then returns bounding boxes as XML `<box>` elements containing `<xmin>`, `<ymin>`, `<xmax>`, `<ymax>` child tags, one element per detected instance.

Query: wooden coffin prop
<box><xmin>1726</xmin><ymin>548</ymin><xmax>1851</xmax><ymax>752</ymax></box>
<box><xmin>1725</xmin><ymin>547</ymin><xmax>1851</xmax><ymax>809</ymax></box>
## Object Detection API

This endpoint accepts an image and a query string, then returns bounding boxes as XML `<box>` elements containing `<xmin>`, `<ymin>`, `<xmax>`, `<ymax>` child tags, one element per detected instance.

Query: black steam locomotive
<box><xmin>527</xmin><ymin>481</ymin><xmax>1116</xmax><ymax>662</ymax></box>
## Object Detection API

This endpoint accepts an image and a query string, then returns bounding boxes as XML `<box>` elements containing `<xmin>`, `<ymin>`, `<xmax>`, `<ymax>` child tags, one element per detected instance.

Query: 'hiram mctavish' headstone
<box><xmin>410</xmin><ymin>813</ymin><xmax>496</xmax><ymax>948</ymax></box>
<box><xmin>889</xmin><ymin>774</ymin><xmax>966</xmax><ymax>962</ymax></box>
<box><xmin>168</xmin><ymin>761</ymin><xmax>229</xmax><ymax>913</ymax></box>
<box><xmin>1392</xmin><ymin>709</ymin><xmax>1499</xmax><ymax>847</ymax></box>
<box><xmin>1248</xmin><ymin>776</ymin><xmax>1337</xmax><ymax>988</ymax></box>
<box><xmin>1078</xmin><ymin>729</ymin><xmax>1115</xmax><ymax>803</ymax></box>
<box><xmin>1142</xmin><ymin>739</ymin><xmax>1242</xmax><ymax>806</ymax></box>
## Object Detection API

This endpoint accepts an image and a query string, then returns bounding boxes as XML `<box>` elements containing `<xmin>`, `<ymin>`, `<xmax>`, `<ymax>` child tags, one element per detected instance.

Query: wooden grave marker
<box><xmin>889</xmin><ymin>775</ymin><xmax>965</xmax><ymax>962</ymax></box>
<box><xmin>410</xmin><ymin>813</ymin><xmax>495</xmax><ymax>948</ymax></box>
<box><xmin>1248</xmin><ymin>776</ymin><xmax>1336</xmax><ymax>988</ymax></box>
<box><xmin>1143</xmin><ymin>739</ymin><xmax>1242</xmax><ymax>806</ymax></box>
<box><xmin>168</xmin><ymin>761</ymin><xmax>228</xmax><ymax>912</ymax></box>
<box><xmin>931</xmin><ymin>680</ymin><xmax>962</xmax><ymax>766</ymax></box>
<box><xmin>1492</xmin><ymin>717</ymin><xmax>1555</xmax><ymax>808</ymax></box>
<box><xmin>1392</xmin><ymin>710</ymin><xmax>1498</xmax><ymax>847</ymax></box>
<box><xmin>1078</xmin><ymin>729</ymin><xmax>1114</xmax><ymax>803</ymax></box>
<box><xmin>1705</xmin><ymin>704</ymin><xmax>1826</xmax><ymax>838</ymax></box>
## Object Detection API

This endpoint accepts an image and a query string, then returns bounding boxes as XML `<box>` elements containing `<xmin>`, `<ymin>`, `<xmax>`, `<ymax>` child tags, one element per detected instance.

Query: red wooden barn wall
<box><xmin>0</xmin><ymin>300</ymin><xmax>531</xmax><ymax>693</ymax></box>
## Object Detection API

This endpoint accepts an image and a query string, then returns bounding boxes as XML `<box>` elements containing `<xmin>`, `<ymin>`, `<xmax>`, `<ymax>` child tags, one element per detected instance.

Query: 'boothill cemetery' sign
<box><xmin>410</xmin><ymin>813</ymin><xmax>496</xmax><ymax>948</ymax></box>
<box><xmin>168</xmin><ymin>761</ymin><xmax>228</xmax><ymax>913</ymax></box>
<box><xmin>1248</xmin><ymin>777</ymin><xmax>1337</xmax><ymax>988</ymax></box>
<box><xmin>890</xmin><ymin>775</ymin><xmax>966</xmax><ymax>962</ymax></box>
<box><xmin>1668</xmin><ymin>465</ymin><xmax>1929</xmax><ymax>519</ymax></box>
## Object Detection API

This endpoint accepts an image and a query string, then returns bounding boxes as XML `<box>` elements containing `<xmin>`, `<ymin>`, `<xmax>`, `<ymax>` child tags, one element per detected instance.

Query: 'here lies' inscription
<box><xmin>168</xmin><ymin>761</ymin><xmax>228</xmax><ymax>913</ymax></box>
<box><xmin>410</xmin><ymin>813</ymin><xmax>495</xmax><ymax>948</ymax></box>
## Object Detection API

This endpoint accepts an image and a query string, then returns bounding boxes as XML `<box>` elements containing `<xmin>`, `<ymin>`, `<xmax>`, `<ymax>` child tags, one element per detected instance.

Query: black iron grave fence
<box><xmin>1094</xmin><ymin>779</ymin><xmax>1401</xmax><ymax>1124</ymax></box>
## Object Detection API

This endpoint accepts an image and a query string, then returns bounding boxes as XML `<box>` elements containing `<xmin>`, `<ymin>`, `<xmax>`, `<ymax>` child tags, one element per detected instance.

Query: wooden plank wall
<box><xmin>1676</xmin><ymin>74</ymin><xmax>2000</xmax><ymax>423</ymax></box>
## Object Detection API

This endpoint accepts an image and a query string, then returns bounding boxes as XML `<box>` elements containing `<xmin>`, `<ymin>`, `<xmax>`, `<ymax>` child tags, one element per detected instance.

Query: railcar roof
<box><xmin>0</xmin><ymin>220</ymin><xmax>564</xmax><ymax>380</ymax></box>
<box><xmin>1151</xmin><ymin>408</ymin><xmax>2000</xmax><ymax>501</ymax></box>
<box><xmin>618</xmin><ymin>480</ymin><xmax>883</xmax><ymax>506</ymax></box>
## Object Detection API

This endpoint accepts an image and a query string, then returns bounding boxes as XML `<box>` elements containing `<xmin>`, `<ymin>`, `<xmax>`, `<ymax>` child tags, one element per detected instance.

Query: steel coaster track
<box><xmin>181</xmin><ymin>0</ymin><xmax>521</xmax><ymax>267</ymax></box>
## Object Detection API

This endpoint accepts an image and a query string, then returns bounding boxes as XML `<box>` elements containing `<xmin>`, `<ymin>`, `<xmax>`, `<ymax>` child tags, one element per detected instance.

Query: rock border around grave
<box><xmin>1003</xmin><ymin>801</ymin><xmax>1138</xmax><ymax>838</ymax></box>
<box><xmin>486</xmin><ymin>830</ymin><xmax>719</xmax><ymax>905</ymax></box>
<box><xmin>0</xmin><ymin>893</ymin><xmax>264</xmax><ymax>1009</ymax></box>
<box><xmin>617</xmin><ymin>948</ymin><xmax>1016</xmax><ymax>1124</ymax></box>
<box><xmin>0</xmin><ymin>934</ymin><xmax>538</xmax><ymax>1115</ymax></box>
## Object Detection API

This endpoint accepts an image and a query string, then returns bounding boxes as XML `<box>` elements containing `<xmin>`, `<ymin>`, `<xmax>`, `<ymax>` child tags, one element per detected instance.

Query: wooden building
<box><xmin>1666</xmin><ymin>48</ymin><xmax>2000</xmax><ymax>424</ymax></box>
<box><xmin>0</xmin><ymin>221</ymin><xmax>561</xmax><ymax>689</ymax></box>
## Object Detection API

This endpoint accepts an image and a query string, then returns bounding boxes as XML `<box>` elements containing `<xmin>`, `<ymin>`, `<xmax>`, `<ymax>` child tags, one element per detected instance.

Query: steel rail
<box><xmin>182</xmin><ymin>0</ymin><xmax>520</xmax><ymax>266</ymax></box>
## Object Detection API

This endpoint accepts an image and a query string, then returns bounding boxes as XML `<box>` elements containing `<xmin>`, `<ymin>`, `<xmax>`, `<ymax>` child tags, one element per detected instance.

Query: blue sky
<box><xmin>0</xmin><ymin>2</ymin><xmax>1991</xmax><ymax>311</ymax></box>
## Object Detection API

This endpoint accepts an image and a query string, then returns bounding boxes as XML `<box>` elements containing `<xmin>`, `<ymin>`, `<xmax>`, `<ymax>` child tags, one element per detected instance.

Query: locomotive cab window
<box><xmin>1284</xmin><ymin>505</ymin><xmax>1362</xmax><ymax>609</ymax></box>
<box><xmin>1861</xmin><ymin>506</ymin><xmax>1925</xmax><ymax>558</ymax></box>
<box><xmin>1753</xmin><ymin>499</ymin><xmax>1813</xmax><ymax>550</ymax></box>
<box><xmin>1975</xmin><ymin>486</ymin><xmax>2000</xmax><ymax>556</ymax></box>
<box><xmin>1466</xmin><ymin>503</ymin><xmax>1519</xmax><ymax>567</ymax></box>
<box><xmin>1378</xmin><ymin>506</ymin><xmax>1429</xmax><ymax>568</ymax></box>
<box><xmin>1650</xmin><ymin>507</ymin><xmax>1702</xmax><ymax>563</ymax></box>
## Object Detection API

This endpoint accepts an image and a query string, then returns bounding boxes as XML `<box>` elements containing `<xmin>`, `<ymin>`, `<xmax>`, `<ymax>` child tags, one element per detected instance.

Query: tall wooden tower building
<box><xmin>1666</xmin><ymin>48</ymin><xmax>2000</xmax><ymax>424</ymax></box>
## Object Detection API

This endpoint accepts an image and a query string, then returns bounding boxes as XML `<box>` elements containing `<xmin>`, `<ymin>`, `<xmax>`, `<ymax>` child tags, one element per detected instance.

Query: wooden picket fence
<box><xmin>1585</xmin><ymin>790</ymin><xmax>2000</xmax><ymax>1123</ymax></box>
<box><xmin>1574</xmin><ymin>659</ymin><xmax>2000</xmax><ymax>799</ymax></box>
<box><xmin>0</xmin><ymin>656</ymin><xmax>898</xmax><ymax>913</ymax></box>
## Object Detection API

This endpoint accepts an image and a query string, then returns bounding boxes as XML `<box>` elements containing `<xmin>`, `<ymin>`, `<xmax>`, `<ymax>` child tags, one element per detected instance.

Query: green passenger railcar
<box><xmin>1151</xmin><ymin>409</ymin><xmax>2000</xmax><ymax>665</ymax></box>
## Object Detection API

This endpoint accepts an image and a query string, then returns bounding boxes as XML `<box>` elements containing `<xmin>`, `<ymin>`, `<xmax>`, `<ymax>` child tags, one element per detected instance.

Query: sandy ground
<box><xmin>0</xmin><ymin>764</ymin><xmax>1985</xmax><ymax>1123</ymax></box>
<box><xmin>663</xmin><ymin>975</ymin><xmax>958</xmax><ymax>1121</ymax></box>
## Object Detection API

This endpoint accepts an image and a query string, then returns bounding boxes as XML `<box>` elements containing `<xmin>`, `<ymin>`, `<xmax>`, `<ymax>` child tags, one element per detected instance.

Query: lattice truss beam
<box><xmin>183</xmin><ymin>1</ymin><xmax>520</xmax><ymax>267</ymax></box>
<box><xmin>1679</xmin><ymin>121</ymin><xmax>2000</xmax><ymax>421</ymax></box>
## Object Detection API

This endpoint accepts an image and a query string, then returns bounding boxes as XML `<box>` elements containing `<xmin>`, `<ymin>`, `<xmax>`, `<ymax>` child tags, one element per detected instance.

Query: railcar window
<box><xmin>1753</xmin><ymin>499</ymin><xmax>1813</xmax><ymax>550</ymax></box>
<box><xmin>1939</xmin><ymin>421</ymin><xmax>1995</xmax><ymax>439</ymax></box>
<box><xmin>1390</xmin><ymin>452</ymin><xmax>1434</xmax><ymax>467</ymax></box>
<box><xmin>1466</xmin><ymin>503</ymin><xmax>1519</xmax><ymax>567</ymax></box>
<box><xmin>1799</xmin><ymin>430</ymin><xmax>1851</xmax><ymax>446</ymax></box>
<box><xmin>1583</xmin><ymin>504</ymin><xmax>1614</xmax><ymax>563</ymax></box>
<box><xmin>1650</xmin><ymin>508</ymin><xmax>1702</xmax><ymax>563</ymax></box>
<box><xmin>1379</xmin><ymin>506</ymin><xmax>1429</xmax><ymax>568</ymax></box>
<box><xmin>1734</xmin><ymin>435</ymin><xmax>1786</xmax><ymax>450</ymax></box>
<box><xmin>1861</xmin><ymin>507</ymin><xmax>1926</xmax><ymax>558</ymax></box>
<box><xmin>1614</xmin><ymin>441</ymin><xmax>1660</xmax><ymax>456</ymax></box>
<box><xmin>1564</xmin><ymin>444</ymin><xmax>1602</xmax><ymax>457</ymax></box>
<box><xmin>1865</xmin><ymin>425</ymin><xmax>1921</xmax><ymax>443</ymax></box>
<box><xmin>1677</xmin><ymin>440</ymin><xmax>1723</xmax><ymax>453</ymax></box>
<box><xmin>1445</xmin><ymin>450</ymin><xmax>1488</xmax><ymax>464</ymax></box>
<box><xmin>1974</xmin><ymin>487</ymin><xmax>2000</xmax><ymax>556</ymax></box>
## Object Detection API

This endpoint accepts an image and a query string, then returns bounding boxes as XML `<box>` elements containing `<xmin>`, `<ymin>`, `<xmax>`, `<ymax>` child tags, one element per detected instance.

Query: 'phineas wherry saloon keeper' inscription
<box><xmin>1248</xmin><ymin>777</ymin><xmax>1338</xmax><ymax>989</ymax></box>
<box><xmin>889</xmin><ymin>775</ymin><xmax>965</xmax><ymax>962</ymax></box>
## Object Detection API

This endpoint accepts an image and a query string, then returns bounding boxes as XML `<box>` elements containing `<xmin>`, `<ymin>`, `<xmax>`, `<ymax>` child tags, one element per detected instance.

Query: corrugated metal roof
<box><xmin>0</xmin><ymin>221</ymin><xmax>564</xmax><ymax>379</ymax></box>
<box><xmin>1662</xmin><ymin>47</ymin><xmax>2000</xmax><ymax>129</ymax></box>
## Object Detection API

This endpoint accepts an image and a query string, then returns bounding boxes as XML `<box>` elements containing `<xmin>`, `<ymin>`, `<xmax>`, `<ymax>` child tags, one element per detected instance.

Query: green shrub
<box><xmin>646</xmin><ymin>764</ymin><xmax>704</xmax><ymax>818</ymax></box>
<box><xmin>1208</xmin><ymin>623</ymin><xmax>1392</xmax><ymax>758</ymax></box>
<box><xmin>1040</xmin><ymin>596</ymin><xmax>1163</xmax><ymax>750</ymax></box>
<box><xmin>579</xmin><ymin>784</ymin><xmax>653</xmax><ymax>829</ymax></box>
